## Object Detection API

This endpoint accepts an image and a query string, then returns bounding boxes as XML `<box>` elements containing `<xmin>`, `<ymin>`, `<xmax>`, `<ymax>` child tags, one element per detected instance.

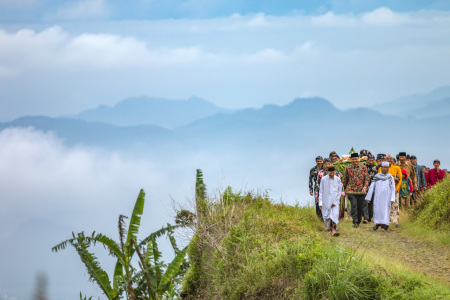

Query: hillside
<box><xmin>181</xmin><ymin>180</ymin><xmax>450</xmax><ymax>299</ymax></box>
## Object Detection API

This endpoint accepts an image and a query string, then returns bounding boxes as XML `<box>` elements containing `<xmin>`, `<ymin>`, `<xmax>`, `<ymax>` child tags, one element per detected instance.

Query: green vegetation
<box><xmin>181</xmin><ymin>172</ymin><xmax>450</xmax><ymax>299</ymax></box>
<box><xmin>52</xmin><ymin>189</ymin><xmax>189</xmax><ymax>300</ymax></box>
<box><xmin>410</xmin><ymin>176</ymin><xmax>450</xmax><ymax>231</ymax></box>
<box><xmin>53</xmin><ymin>171</ymin><xmax>450</xmax><ymax>299</ymax></box>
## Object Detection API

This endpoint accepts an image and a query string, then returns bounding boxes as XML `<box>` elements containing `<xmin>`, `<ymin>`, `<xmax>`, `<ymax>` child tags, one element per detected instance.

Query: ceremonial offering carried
<box><xmin>333</xmin><ymin>148</ymin><xmax>371</xmax><ymax>174</ymax></box>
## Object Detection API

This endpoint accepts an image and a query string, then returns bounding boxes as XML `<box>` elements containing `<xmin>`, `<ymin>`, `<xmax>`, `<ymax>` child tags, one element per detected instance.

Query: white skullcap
<box><xmin>381</xmin><ymin>161</ymin><xmax>389</xmax><ymax>167</ymax></box>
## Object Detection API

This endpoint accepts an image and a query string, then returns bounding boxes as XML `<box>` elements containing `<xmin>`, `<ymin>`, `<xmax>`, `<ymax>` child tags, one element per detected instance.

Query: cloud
<box><xmin>311</xmin><ymin>11</ymin><xmax>357</xmax><ymax>27</ymax></box>
<box><xmin>45</xmin><ymin>0</ymin><xmax>109</xmax><ymax>21</ymax></box>
<box><xmin>0</xmin><ymin>8</ymin><xmax>450</xmax><ymax>119</ymax></box>
<box><xmin>361</xmin><ymin>7</ymin><xmax>414</xmax><ymax>25</ymax></box>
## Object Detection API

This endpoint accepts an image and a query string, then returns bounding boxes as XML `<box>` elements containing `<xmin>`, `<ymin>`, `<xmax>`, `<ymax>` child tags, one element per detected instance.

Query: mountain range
<box><xmin>2</xmin><ymin>94</ymin><xmax>449</xmax><ymax>154</ymax></box>
<box><xmin>370</xmin><ymin>85</ymin><xmax>450</xmax><ymax>118</ymax></box>
<box><xmin>71</xmin><ymin>96</ymin><xmax>230</xmax><ymax>129</ymax></box>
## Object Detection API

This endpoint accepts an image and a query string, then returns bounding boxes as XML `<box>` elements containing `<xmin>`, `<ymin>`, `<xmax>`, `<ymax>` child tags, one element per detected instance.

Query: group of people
<box><xmin>308</xmin><ymin>150</ymin><xmax>447</xmax><ymax>237</ymax></box>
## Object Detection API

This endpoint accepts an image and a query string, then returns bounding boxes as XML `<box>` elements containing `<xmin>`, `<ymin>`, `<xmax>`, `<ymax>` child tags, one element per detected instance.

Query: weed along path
<box><xmin>332</xmin><ymin>214</ymin><xmax>450</xmax><ymax>286</ymax></box>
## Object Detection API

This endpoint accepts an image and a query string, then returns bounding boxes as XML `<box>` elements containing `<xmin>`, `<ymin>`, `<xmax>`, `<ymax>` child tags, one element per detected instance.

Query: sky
<box><xmin>0</xmin><ymin>0</ymin><xmax>450</xmax><ymax>120</ymax></box>
<box><xmin>1</xmin><ymin>2</ymin><xmax>450</xmax><ymax>299</ymax></box>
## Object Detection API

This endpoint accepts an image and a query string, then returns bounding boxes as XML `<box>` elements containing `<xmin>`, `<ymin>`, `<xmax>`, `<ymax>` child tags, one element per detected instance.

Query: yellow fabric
<box><xmin>379</xmin><ymin>164</ymin><xmax>402</xmax><ymax>191</ymax></box>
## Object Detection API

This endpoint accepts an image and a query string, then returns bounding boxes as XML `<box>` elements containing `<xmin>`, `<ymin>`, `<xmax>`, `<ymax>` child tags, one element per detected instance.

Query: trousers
<box><xmin>348</xmin><ymin>194</ymin><xmax>368</xmax><ymax>224</ymax></box>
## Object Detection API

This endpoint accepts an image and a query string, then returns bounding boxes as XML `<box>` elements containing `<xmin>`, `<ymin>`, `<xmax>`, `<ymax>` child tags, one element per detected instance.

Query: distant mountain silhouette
<box><xmin>73</xmin><ymin>96</ymin><xmax>231</xmax><ymax>129</ymax></box>
<box><xmin>1</xmin><ymin>97</ymin><xmax>449</xmax><ymax>152</ymax></box>
<box><xmin>406</xmin><ymin>97</ymin><xmax>450</xmax><ymax>119</ymax></box>
<box><xmin>371</xmin><ymin>85</ymin><xmax>450</xmax><ymax>116</ymax></box>
<box><xmin>0</xmin><ymin>116</ymin><xmax>173</xmax><ymax>148</ymax></box>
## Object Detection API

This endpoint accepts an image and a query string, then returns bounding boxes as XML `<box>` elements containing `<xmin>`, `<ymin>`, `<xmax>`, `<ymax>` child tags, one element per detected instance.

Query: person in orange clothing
<box><xmin>379</xmin><ymin>154</ymin><xmax>402</xmax><ymax>227</ymax></box>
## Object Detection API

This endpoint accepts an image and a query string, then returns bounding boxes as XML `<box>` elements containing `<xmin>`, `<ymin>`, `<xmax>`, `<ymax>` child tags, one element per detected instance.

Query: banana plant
<box><xmin>52</xmin><ymin>189</ymin><xmax>188</xmax><ymax>299</ymax></box>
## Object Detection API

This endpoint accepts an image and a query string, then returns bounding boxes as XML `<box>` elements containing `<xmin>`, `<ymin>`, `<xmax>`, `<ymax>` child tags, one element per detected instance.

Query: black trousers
<box><xmin>364</xmin><ymin>193</ymin><xmax>374</xmax><ymax>222</ymax></box>
<box><xmin>348</xmin><ymin>194</ymin><xmax>368</xmax><ymax>224</ymax></box>
<box><xmin>315</xmin><ymin>201</ymin><xmax>322</xmax><ymax>218</ymax></box>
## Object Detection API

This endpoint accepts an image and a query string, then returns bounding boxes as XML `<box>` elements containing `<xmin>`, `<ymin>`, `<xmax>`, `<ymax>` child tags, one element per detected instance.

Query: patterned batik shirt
<box><xmin>309</xmin><ymin>165</ymin><xmax>320</xmax><ymax>194</ymax></box>
<box><xmin>343</xmin><ymin>163</ymin><xmax>369</xmax><ymax>194</ymax></box>
<box><xmin>367</xmin><ymin>164</ymin><xmax>378</xmax><ymax>185</ymax></box>
<box><xmin>315</xmin><ymin>169</ymin><xmax>343</xmax><ymax>198</ymax></box>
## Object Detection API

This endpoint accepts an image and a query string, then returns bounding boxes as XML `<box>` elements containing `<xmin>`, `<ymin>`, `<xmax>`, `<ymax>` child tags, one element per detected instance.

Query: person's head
<box><xmin>422</xmin><ymin>165</ymin><xmax>427</xmax><ymax>173</ymax></box>
<box><xmin>410</xmin><ymin>155</ymin><xmax>417</xmax><ymax>165</ymax></box>
<box><xmin>316</xmin><ymin>156</ymin><xmax>323</xmax><ymax>167</ymax></box>
<box><xmin>386</xmin><ymin>154</ymin><xmax>394</xmax><ymax>166</ymax></box>
<box><xmin>401</xmin><ymin>169</ymin><xmax>408</xmax><ymax>179</ymax></box>
<box><xmin>376</xmin><ymin>154</ymin><xmax>384</xmax><ymax>166</ymax></box>
<box><xmin>368</xmin><ymin>155</ymin><xmax>375</xmax><ymax>166</ymax></box>
<box><xmin>327</xmin><ymin>166</ymin><xmax>336</xmax><ymax>178</ymax></box>
<box><xmin>323</xmin><ymin>158</ymin><xmax>332</xmax><ymax>170</ymax></box>
<box><xmin>399</xmin><ymin>152</ymin><xmax>407</xmax><ymax>163</ymax></box>
<box><xmin>433</xmin><ymin>159</ymin><xmax>440</xmax><ymax>169</ymax></box>
<box><xmin>329</xmin><ymin>151</ymin><xmax>337</xmax><ymax>159</ymax></box>
<box><xmin>351</xmin><ymin>153</ymin><xmax>359</xmax><ymax>165</ymax></box>
<box><xmin>381</xmin><ymin>161</ymin><xmax>390</xmax><ymax>174</ymax></box>
<box><xmin>331</xmin><ymin>154</ymin><xmax>339</xmax><ymax>163</ymax></box>
<box><xmin>406</xmin><ymin>154</ymin><xmax>411</xmax><ymax>162</ymax></box>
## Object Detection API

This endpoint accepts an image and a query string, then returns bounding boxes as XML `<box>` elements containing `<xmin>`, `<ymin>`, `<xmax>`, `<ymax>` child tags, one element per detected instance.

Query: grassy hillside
<box><xmin>180</xmin><ymin>184</ymin><xmax>450</xmax><ymax>299</ymax></box>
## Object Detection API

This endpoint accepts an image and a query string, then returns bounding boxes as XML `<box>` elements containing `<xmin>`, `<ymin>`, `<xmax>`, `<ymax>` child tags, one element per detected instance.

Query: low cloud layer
<box><xmin>0</xmin><ymin>8</ymin><xmax>450</xmax><ymax>119</ymax></box>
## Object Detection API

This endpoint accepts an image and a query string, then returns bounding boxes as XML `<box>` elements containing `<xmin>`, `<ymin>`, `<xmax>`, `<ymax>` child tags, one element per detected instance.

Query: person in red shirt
<box><xmin>426</xmin><ymin>159</ymin><xmax>446</xmax><ymax>187</ymax></box>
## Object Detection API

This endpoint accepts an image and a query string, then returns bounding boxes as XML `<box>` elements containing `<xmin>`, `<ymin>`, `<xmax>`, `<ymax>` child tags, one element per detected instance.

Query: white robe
<box><xmin>319</xmin><ymin>175</ymin><xmax>342</xmax><ymax>227</ymax></box>
<box><xmin>365</xmin><ymin>174</ymin><xmax>395</xmax><ymax>226</ymax></box>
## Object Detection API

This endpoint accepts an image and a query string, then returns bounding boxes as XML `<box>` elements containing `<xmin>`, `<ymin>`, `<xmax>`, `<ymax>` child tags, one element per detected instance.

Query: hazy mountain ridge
<box><xmin>371</xmin><ymin>85</ymin><xmax>450</xmax><ymax>116</ymax></box>
<box><xmin>2</xmin><ymin>96</ymin><xmax>449</xmax><ymax>152</ymax></box>
<box><xmin>73</xmin><ymin>96</ymin><xmax>231</xmax><ymax>129</ymax></box>
<box><xmin>0</xmin><ymin>116</ymin><xmax>173</xmax><ymax>147</ymax></box>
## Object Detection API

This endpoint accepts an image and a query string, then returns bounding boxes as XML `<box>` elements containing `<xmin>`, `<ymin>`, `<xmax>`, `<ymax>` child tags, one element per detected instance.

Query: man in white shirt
<box><xmin>319</xmin><ymin>166</ymin><xmax>342</xmax><ymax>237</ymax></box>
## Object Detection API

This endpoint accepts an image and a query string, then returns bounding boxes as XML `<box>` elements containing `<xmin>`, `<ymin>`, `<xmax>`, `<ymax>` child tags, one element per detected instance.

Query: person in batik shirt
<box><xmin>309</xmin><ymin>156</ymin><xmax>323</xmax><ymax>217</ymax></box>
<box><xmin>343</xmin><ymin>152</ymin><xmax>369</xmax><ymax>227</ymax></box>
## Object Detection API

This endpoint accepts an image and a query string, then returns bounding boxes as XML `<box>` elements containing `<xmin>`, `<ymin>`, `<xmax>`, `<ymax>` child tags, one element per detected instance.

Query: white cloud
<box><xmin>311</xmin><ymin>11</ymin><xmax>357</xmax><ymax>27</ymax></box>
<box><xmin>361</xmin><ymin>7</ymin><xmax>414</xmax><ymax>26</ymax></box>
<box><xmin>0</xmin><ymin>8</ymin><xmax>450</xmax><ymax>118</ymax></box>
<box><xmin>46</xmin><ymin>0</ymin><xmax>109</xmax><ymax>21</ymax></box>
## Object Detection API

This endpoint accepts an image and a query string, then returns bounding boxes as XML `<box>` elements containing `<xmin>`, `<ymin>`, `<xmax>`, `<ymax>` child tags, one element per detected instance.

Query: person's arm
<box><xmin>319</xmin><ymin>178</ymin><xmax>324</xmax><ymax>208</ymax></box>
<box><xmin>409</xmin><ymin>179</ymin><xmax>413</xmax><ymax>195</ymax></box>
<box><xmin>343</xmin><ymin>167</ymin><xmax>349</xmax><ymax>190</ymax></box>
<box><xmin>390</xmin><ymin>176</ymin><xmax>396</xmax><ymax>202</ymax></box>
<box><xmin>365</xmin><ymin>182</ymin><xmax>375</xmax><ymax>202</ymax></box>
<box><xmin>315</xmin><ymin>172</ymin><xmax>323</xmax><ymax>199</ymax></box>
<box><xmin>420</xmin><ymin>169</ymin><xmax>427</xmax><ymax>187</ymax></box>
<box><xmin>334</xmin><ymin>181</ymin><xmax>342</xmax><ymax>207</ymax></box>
<box><xmin>363</xmin><ymin>166</ymin><xmax>369</xmax><ymax>192</ymax></box>
<box><xmin>309</xmin><ymin>168</ymin><xmax>314</xmax><ymax>195</ymax></box>
<box><xmin>395</xmin><ymin>167</ymin><xmax>402</xmax><ymax>191</ymax></box>
<box><xmin>411</xmin><ymin>165</ymin><xmax>418</xmax><ymax>188</ymax></box>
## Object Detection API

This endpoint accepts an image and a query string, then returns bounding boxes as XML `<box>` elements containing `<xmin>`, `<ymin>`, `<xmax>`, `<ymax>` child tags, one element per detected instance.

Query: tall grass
<box><xmin>411</xmin><ymin>176</ymin><xmax>450</xmax><ymax>230</ymax></box>
<box><xmin>181</xmin><ymin>179</ymin><xmax>450</xmax><ymax>299</ymax></box>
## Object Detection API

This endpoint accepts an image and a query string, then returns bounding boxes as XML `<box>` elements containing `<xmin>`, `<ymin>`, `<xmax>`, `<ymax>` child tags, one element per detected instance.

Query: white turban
<box><xmin>381</xmin><ymin>161</ymin><xmax>389</xmax><ymax>167</ymax></box>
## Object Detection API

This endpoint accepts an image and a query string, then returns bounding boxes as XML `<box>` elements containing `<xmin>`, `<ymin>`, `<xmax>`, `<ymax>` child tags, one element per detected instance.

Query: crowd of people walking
<box><xmin>308</xmin><ymin>150</ymin><xmax>447</xmax><ymax>237</ymax></box>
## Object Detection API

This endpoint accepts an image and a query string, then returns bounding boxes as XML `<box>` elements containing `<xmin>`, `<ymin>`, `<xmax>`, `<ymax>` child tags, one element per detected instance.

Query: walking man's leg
<box><xmin>348</xmin><ymin>194</ymin><xmax>359</xmax><ymax>226</ymax></box>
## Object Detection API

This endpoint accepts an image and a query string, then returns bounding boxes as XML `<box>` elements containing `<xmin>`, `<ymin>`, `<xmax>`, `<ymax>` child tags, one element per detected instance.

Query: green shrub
<box><xmin>303</xmin><ymin>245</ymin><xmax>382</xmax><ymax>300</ymax></box>
<box><xmin>411</xmin><ymin>176</ymin><xmax>450</xmax><ymax>230</ymax></box>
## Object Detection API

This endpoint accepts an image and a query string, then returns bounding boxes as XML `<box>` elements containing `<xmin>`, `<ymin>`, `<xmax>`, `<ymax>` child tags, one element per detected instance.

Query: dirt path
<box><xmin>334</xmin><ymin>217</ymin><xmax>450</xmax><ymax>285</ymax></box>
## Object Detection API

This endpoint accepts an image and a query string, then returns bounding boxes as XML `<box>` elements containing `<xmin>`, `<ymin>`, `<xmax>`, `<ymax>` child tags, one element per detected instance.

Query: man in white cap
<box><xmin>319</xmin><ymin>166</ymin><xmax>342</xmax><ymax>237</ymax></box>
<box><xmin>365</xmin><ymin>162</ymin><xmax>396</xmax><ymax>230</ymax></box>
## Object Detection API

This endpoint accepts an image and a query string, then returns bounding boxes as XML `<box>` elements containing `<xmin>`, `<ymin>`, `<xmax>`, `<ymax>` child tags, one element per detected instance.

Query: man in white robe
<box><xmin>319</xmin><ymin>166</ymin><xmax>342</xmax><ymax>237</ymax></box>
<box><xmin>365</xmin><ymin>162</ymin><xmax>396</xmax><ymax>230</ymax></box>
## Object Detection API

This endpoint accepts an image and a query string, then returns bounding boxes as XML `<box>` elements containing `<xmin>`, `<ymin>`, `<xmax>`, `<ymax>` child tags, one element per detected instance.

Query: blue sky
<box><xmin>2</xmin><ymin>0</ymin><xmax>450</xmax><ymax>22</ymax></box>
<box><xmin>0</xmin><ymin>0</ymin><xmax>450</xmax><ymax>120</ymax></box>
